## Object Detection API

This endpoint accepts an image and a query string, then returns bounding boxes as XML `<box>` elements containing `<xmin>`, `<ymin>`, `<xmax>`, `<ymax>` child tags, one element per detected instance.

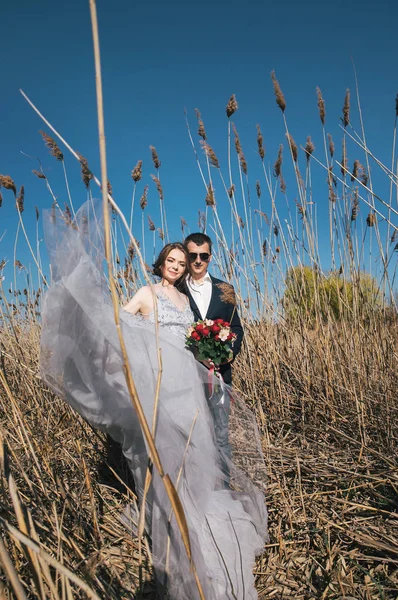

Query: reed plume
<box><xmin>304</xmin><ymin>136</ymin><xmax>315</xmax><ymax>162</ymax></box>
<box><xmin>256</xmin><ymin>125</ymin><xmax>265</xmax><ymax>160</ymax></box>
<box><xmin>205</xmin><ymin>184</ymin><xmax>215</xmax><ymax>206</ymax></box>
<box><xmin>128</xmin><ymin>241</ymin><xmax>135</xmax><ymax>259</ymax></box>
<box><xmin>216</xmin><ymin>282</ymin><xmax>237</xmax><ymax>305</ymax></box>
<box><xmin>32</xmin><ymin>169</ymin><xmax>46</xmax><ymax>179</ymax></box>
<box><xmin>228</xmin><ymin>184</ymin><xmax>235</xmax><ymax>198</ymax></box>
<box><xmin>351</xmin><ymin>160</ymin><xmax>359</xmax><ymax>182</ymax></box>
<box><xmin>329</xmin><ymin>187</ymin><xmax>337</xmax><ymax>203</ymax></box>
<box><xmin>351</xmin><ymin>189</ymin><xmax>359</xmax><ymax>221</ymax></box>
<box><xmin>316</xmin><ymin>87</ymin><xmax>325</xmax><ymax>124</ymax></box>
<box><xmin>262</xmin><ymin>240</ymin><xmax>267</xmax><ymax>256</ymax></box>
<box><xmin>16</xmin><ymin>186</ymin><xmax>24</xmax><ymax>213</ymax></box>
<box><xmin>140</xmin><ymin>185</ymin><xmax>148</xmax><ymax>210</ymax></box>
<box><xmin>198</xmin><ymin>210</ymin><xmax>206</xmax><ymax>232</ymax></box>
<box><xmin>232</xmin><ymin>124</ymin><xmax>242</xmax><ymax>155</ymax></box>
<box><xmin>366</xmin><ymin>212</ymin><xmax>376</xmax><ymax>227</ymax></box>
<box><xmin>328</xmin><ymin>166</ymin><xmax>337</xmax><ymax>188</ymax></box>
<box><xmin>342</xmin><ymin>89</ymin><xmax>350</xmax><ymax>127</ymax></box>
<box><xmin>200</xmin><ymin>141</ymin><xmax>220</xmax><ymax>168</ymax></box>
<box><xmin>296</xmin><ymin>201</ymin><xmax>305</xmax><ymax>219</ymax></box>
<box><xmin>0</xmin><ymin>175</ymin><xmax>17</xmax><ymax>196</ymax></box>
<box><xmin>150</xmin><ymin>146</ymin><xmax>161</xmax><ymax>170</ymax></box>
<box><xmin>39</xmin><ymin>130</ymin><xmax>64</xmax><ymax>161</ymax></box>
<box><xmin>63</xmin><ymin>204</ymin><xmax>72</xmax><ymax>225</ymax></box>
<box><xmin>151</xmin><ymin>175</ymin><xmax>164</xmax><ymax>201</ymax></box>
<box><xmin>341</xmin><ymin>138</ymin><xmax>348</xmax><ymax>176</ymax></box>
<box><xmin>158</xmin><ymin>228</ymin><xmax>164</xmax><ymax>240</ymax></box>
<box><xmin>256</xmin><ymin>209</ymin><xmax>269</xmax><ymax>224</ymax></box>
<box><xmin>395</xmin><ymin>93</ymin><xmax>398</xmax><ymax>118</ymax></box>
<box><xmin>256</xmin><ymin>181</ymin><xmax>261</xmax><ymax>198</ymax></box>
<box><xmin>238</xmin><ymin>216</ymin><xmax>245</xmax><ymax>229</ymax></box>
<box><xmin>357</xmin><ymin>162</ymin><xmax>369</xmax><ymax>186</ymax></box>
<box><xmin>286</xmin><ymin>133</ymin><xmax>298</xmax><ymax>162</ymax></box>
<box><xmin>131</xmin><ymin>160</ymin><xmax>143</xmax><ymax>182</ymax></box>
<box><xmin>271</xmin><ymin>71</ymin><xmax>286</xmax><ymax>112</ymax></box>
<box><xmin>148</xmin><ymin>216</ymin><xmax>155</xmax><ymax>231</ymax></box>
<box><xmin>226</xmin><ymin>94</ymin><xmax>238</xmax><ymax>118</ymax></box>
<box><xmin>77</xmin><ymin>154</ymin><xmax>93</xmax><ymax>188</ymax></box>
<box><xmin>327</xmin><ymin>133</ymin><xmax>335</xmax><ymax>158</ymax></box>
<box><xmin>239</xmin><ymin>151</ymin><xmax>248</xmax><ymax>175</ymax></box>
<box><xmin>273</xmin><ymin>145</ymin><xmax>283</xmax><ymax>178</ymax></box>
<box><xmin>195</xmin><ymin>109</ymin><xmax>207</xmax><ymax>140</ymax></box>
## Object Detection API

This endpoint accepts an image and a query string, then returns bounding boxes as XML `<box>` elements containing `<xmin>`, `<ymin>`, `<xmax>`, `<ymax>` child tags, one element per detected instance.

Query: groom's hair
<box><xmin>184</xmin><ymin>232</ymin><xmax>212</xmax><ymax>253</ymax></box>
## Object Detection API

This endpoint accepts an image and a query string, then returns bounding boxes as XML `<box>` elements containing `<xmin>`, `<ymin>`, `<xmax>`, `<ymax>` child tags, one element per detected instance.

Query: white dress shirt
<box><xmin>187</xmin><ymin>273</ymin><xmax>212</xmax><ymax>319</ymax></box>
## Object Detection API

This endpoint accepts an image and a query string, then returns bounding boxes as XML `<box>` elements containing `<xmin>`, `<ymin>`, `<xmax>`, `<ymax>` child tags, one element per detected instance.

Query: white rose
<box><xmin>219</xmin><ymin>328</ymin><xmax>229</xmax><ymax>342</ymax></box>
<box><xmin>187</xmin><ymin>326</ymin><xmax>194</xmax><ymax>337</ymax></box>
<box><xmin>204</xmin><ymin>319</ymin><xmax>214</xmax><ymax>327</ymax></box>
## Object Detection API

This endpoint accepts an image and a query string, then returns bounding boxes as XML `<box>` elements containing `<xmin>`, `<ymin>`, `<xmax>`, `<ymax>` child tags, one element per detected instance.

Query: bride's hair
<box><xmin>152</xmin><ymin>242</ymin><xmax>191</xmax><ymax>286</ymax></box>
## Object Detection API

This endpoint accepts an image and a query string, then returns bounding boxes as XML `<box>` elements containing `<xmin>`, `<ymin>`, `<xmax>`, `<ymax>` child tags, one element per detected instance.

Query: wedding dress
<box><xmin>40</xmin><ymin>201</ymin><xmax>268</xmax><ymax>599</ymax></box>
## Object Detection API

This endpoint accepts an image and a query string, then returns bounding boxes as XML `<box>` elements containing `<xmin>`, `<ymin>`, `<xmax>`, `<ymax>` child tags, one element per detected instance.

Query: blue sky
<box><xmin>1</xmin><ymin>0</ymin><xmax>397</xmax><ymax>293</ymax></box>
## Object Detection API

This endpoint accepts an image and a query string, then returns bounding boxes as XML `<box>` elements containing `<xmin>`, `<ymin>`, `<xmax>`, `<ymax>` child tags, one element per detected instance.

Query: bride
<box><xmin>40</xmin><ymin>202</ymin><xmax>268</xmax><ymax>600</ymax></box>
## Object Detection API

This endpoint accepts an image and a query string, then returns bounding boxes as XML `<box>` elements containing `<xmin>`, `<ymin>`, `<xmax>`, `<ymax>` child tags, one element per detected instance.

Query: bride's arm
<box><xmin>123</xmin><ymin>286</ymin><xmax>154</xmax><ymax>316</ymax></box>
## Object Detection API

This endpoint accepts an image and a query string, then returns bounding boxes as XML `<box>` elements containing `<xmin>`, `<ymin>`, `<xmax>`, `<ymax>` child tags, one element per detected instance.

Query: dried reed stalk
<box><xmin>88</xmin><ymin>3</ymin><xmax>205</xmax><ymax>598</ymax></box>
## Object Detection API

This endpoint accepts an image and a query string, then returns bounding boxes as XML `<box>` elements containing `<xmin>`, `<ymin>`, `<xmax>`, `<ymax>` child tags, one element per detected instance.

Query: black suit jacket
<box><xmin>183</xmin><ymin>275</ymin><xmax>243</xmax><ymax>385</ymax></box>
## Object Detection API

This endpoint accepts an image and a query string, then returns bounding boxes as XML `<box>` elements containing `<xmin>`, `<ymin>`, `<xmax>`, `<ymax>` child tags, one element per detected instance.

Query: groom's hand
<box><xmin>200</xmin><ymin>359</ymin><xmax>218</xmax><ymax>370</ymax></box>
<box><xmin>220</xmin><ymin>357</ymin><xmax>233</xmax><ymax>365</ymax></box>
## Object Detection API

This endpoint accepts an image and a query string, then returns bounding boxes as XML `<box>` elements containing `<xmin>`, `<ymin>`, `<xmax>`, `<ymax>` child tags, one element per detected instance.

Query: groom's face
<box><xmin>186</xmin><ymin>241</ymin><xmax>211</xmax><ymax>279</ymax></box>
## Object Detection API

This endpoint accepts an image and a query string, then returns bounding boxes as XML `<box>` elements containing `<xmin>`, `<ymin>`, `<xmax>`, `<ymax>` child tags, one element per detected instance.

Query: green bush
<box><xmin>282</xmin><ymin>266</ymin><xmax>382</xmax><ymax>323</ymax></box>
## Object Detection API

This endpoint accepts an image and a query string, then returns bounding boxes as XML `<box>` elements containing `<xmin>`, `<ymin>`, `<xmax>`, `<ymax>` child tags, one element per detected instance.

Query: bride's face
<box><xmin>160</xmin><ymin>248</ymin><xmax>187</xmax><ymax>284</ymax></box>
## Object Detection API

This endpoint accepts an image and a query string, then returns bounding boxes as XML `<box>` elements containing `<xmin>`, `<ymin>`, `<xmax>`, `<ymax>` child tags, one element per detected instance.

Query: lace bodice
<box><xmin>123</xmin><ymin>290</ymin><xmax>194</xmax><ymax>343</ymax></box>
<box><xmin>148</xmin><ymin>291</ymin><xmax>194</xmax><ymax>341</ymax></box>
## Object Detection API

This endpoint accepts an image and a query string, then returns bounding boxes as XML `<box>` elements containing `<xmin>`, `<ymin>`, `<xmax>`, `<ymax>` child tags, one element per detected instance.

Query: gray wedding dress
<box><xmin>40</xmin><ymin>201</ymin><xmax>268</xmax><ymax>600</ymax></box>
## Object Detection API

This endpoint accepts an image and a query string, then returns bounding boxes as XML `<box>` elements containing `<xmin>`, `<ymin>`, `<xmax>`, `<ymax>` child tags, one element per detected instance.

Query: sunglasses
<box><xmin>189</xmin><ymin>252</ymin><xmax>211</xmax><ymax>262</ymax></box>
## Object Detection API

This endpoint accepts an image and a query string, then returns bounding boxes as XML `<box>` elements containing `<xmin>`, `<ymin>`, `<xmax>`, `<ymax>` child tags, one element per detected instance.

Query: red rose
<box><xmin>227</xmin><ymin>333</ymin><xmax>233</xmax><ymax>340</ymax></box>
<box><xmin>192</xmin><ymin>332</ymin><xmax>200</xmax><ymax>340</ymax></box>
<box><xmin>211</xmin><ymin>324</ymin><xmax>221</xmax><ymax>333</ymax></box>
<box><xmin>223</xmin><ymin>321</ymin><xmax>230</xmax><ymax>327</ymax></box>
<box><xmin>195</xmin><ymin>323</ymin><xmax>204</xmax><ymax>331</ymax></box>
<box><xmin>215</xmin><ymin>318</ymin><xmax>224</xmax><ymax>324</ymax></box>
<box><xmin>202</xmin><ymin>327</ymin><xmax>210</xmax><ymax>336</ymax></box>
<box><xmin>214</xmin><ymin>334</ymin><xmax>220</xmax><ymax>341</ymax></box>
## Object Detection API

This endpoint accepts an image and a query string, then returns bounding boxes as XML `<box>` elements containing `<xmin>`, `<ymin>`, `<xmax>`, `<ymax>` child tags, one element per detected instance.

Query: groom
<box><xmin>183</xmin><ymin>232</ymin><xmax>244</xmax><ymax>479</ymax></box>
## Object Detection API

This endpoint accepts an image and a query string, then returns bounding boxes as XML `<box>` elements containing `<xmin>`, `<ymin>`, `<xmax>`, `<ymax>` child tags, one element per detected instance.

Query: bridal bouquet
<box><xmin>186</xmin><ymin>319</ymin><xmax>237</xmax><ymax>367</ymax></box>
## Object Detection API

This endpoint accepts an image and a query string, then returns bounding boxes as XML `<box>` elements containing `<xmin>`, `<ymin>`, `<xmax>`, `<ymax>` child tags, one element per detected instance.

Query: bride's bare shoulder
<box><xmin>123</xmin><ymin>285</ymin><xmax>155</xmax><ymax>315</ymax></box>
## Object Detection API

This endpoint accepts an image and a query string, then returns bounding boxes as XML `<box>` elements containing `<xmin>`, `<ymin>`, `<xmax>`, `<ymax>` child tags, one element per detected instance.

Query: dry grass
<box><xmin>0</xmin><ymin>313</ymin><xmax>397</xmax><ymax>598</ymax></box>
<box><xmin>236</xmin><ymin>320</ymin><xmax>398</xmax><ymax>598</ymax></box>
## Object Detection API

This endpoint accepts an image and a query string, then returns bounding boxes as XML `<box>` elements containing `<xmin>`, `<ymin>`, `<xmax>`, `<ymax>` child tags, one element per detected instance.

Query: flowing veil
<box><xmin>40</xmin><ymin>200</ymin><xmax>268</xmax><ymax>599</ymax></box>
